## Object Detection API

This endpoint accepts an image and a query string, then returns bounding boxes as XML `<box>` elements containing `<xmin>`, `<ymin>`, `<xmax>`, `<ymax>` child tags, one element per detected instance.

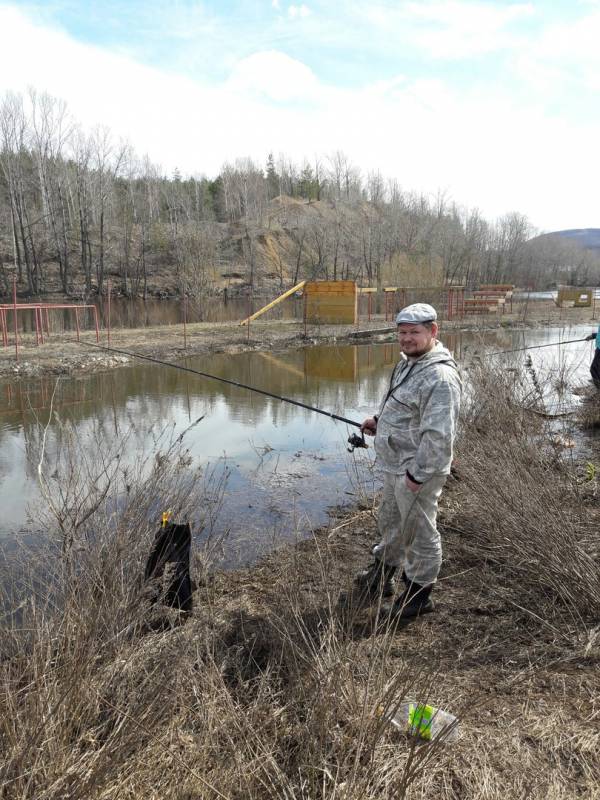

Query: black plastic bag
<box><xmin>144</xmin><ymin>521</ymin><xmax>193</xmax><ymax>612</ymax></box>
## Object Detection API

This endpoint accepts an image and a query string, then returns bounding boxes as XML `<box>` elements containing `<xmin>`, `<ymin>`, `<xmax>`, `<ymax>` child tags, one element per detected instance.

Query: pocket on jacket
<box><xmin>387</xmin><ymin>433</ymin><xmax>401</xmax><ymax>453</ymax></box>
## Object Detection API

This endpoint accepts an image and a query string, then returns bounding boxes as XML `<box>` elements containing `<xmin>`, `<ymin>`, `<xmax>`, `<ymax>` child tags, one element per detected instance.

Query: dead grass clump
<box><xmin>0</xmin><ymin>534</ymin><xmax>470</xmax><ymax>798</ymax></box>
<box><xmin>577</xmin><ymin>391</ymin><xmax>600</xmax><ymax>429</ymax></box>
<box><xmin>0</xmin><ymin>417</ymin><xmax>468</xmax><ymax>800</ymax></box>
<box><xmin>2</xmin><ymin>364</ymin><xmax>600</xmax><ymax>798</ymax></box>
<box><xmin>452</xmin><ymin>360</ymin><xmax>600</xmax><ymax>624</ymax></box>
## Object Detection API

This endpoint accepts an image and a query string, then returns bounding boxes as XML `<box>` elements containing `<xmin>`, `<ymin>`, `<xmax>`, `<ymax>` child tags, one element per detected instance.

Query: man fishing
<box><xmin>587</xmin><ymin>324</ymin><xmax>600</xmax><ymax>387</ymax></box>
<box><xmin>353</xmin><ymin>303</ymin><xmax>462</xmax><ymax>619</ymax></box>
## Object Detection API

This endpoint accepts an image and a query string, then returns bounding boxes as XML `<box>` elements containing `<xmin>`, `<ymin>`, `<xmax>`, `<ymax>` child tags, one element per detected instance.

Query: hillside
<box><xmin>1</xmin><ymin>195</ymin><xmax>444</xmax><ymax>301</ymax></box>
<box><xmin>533</xmin><ymin>228</ymin><xmax>600</xmax><ymax>252</ymax></box>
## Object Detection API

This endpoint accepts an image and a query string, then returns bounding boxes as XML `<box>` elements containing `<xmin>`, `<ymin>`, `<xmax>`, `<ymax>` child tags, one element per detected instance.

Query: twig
<box><xmin>327</xmin><ymin>509</ymin><xmax>374</xmax><ymax>537</ymax></box>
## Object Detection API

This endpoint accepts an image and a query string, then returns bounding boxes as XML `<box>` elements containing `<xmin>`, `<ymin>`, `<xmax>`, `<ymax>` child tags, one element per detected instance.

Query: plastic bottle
<box><xmin>380</xmin><ymin>702</ymin><xmax>459</xmax><ymax>743</ymax></box>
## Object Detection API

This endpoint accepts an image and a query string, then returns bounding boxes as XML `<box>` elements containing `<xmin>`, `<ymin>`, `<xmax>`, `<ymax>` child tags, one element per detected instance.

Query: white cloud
<box><xmin>515</xmin><ymin>8</ymin><xmax>600</xmax><ymax>92</ymax></box>
<box><xmin>365</xmin><ymin>1</ymin><xmax>534</xmax><ymax>58</ymax></box>
<box><xmin>288</xmin><ymin>4</ymin><xmax>311</xmax><ymax>19</ymax></box>
<box><xmin>0</xmin><ymin>3</ymin><xmax>598</xmax><ymax>231</ymax></box>
<box><xmin>226</xmin><ymin>51</ymin><xmax>318</xmax><ymax>101</ymax></box>
<box><xmin>272</xmin><ymin>0</ymin><xmax>280</xmax><ymax>8</ymax></box>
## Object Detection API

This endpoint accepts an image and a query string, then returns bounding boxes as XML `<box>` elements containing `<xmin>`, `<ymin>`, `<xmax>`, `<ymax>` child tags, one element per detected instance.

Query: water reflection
<box><xmin>0</xmin><ymin>325</ymin><xmax>596</xmax><ymax>565</ymax></box>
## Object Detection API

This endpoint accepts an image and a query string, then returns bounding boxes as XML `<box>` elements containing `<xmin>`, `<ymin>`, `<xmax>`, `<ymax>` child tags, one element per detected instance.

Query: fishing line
<box><xmin>69</xmin><ymin>332</ymin><xmax>593</xmax><ymax>434</ymax></box>
<box><xmin>71</xmin><ymin>337</ymin><xmax>363</xmax><ymax>430</ymax></box>
<box><xmin>485</xmin><ymin>336</ymin><xmax>590</xmax><ymax>356</ymax></box>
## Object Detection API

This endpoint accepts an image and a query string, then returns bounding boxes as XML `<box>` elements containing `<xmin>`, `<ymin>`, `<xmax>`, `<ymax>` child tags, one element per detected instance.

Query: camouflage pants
<box><xmin>372</xmin><ymin>472</ymin><xmax>447</xmax><ymax>586</ymax></box>
<box><xmin>591</xmin><ymin>349</ymin><xmax>600</xmax><ymax>387</ymax></box>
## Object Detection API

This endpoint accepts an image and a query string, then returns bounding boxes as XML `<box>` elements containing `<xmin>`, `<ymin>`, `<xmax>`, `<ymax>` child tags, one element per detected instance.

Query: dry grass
<box><xmin>1</xmin><ymin>360</ymin><xmax>599</xmax><ymax>799</ymax></box>
<box><xmin>577</xmin><ymin>390</ymin><xmax>600</xmax><ymax>430</ymax></box>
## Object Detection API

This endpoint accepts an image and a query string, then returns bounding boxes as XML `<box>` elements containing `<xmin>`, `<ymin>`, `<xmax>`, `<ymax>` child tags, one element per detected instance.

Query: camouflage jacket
<box><xmin>374</xmin><ymin>342</ymin><xmax>462</xmax><ymax>482</ymax></box>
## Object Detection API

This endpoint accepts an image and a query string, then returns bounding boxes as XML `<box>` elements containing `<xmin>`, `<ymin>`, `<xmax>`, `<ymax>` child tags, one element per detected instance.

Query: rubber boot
<box><xmin>384</xmin><ymin>579</ymin><xmax>434</xmax><ymax>620</ymax></box>
<box><xmin>353</xmin><ymin>559</ymin><xmax>396</xmax><ymax>600</ymax></box>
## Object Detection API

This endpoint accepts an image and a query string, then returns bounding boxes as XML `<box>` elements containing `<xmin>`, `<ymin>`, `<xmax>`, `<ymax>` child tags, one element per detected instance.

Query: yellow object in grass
<box><xmin>585</xmin><ymin>462</ymin><xmax>596</xmax><ymax>482</ymax></box>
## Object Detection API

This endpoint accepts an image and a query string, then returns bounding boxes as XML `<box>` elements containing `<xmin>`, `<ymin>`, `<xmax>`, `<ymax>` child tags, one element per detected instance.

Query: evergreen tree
<box><xmin>266</xmin><ymin>152</ymin><xmax>279</xmax><ymax>200</ymax></box>
<box><xmin>299</xmin><ymin>163</ymin><xmax>316</xmax><ymax>201</ymax></box>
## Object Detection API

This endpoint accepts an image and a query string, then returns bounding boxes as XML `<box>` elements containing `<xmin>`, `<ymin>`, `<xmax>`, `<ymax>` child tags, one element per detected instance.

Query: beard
<box><xmin>401</xmin><ymin>340</ymin><xmax>435</xmax><ymax>358</ymax></box>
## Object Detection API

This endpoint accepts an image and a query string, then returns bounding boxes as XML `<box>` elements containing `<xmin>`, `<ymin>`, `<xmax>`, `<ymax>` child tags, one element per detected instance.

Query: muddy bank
<box><xmin>1</xmin><ymin>300</ymin><xmax>597</xmax><ymax>381</ymax></box>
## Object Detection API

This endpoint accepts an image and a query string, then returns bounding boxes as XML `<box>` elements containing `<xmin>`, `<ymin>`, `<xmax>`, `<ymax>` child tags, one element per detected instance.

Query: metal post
<box><xmin>303</xmin><ymin>291</ymin><xmax>307</xmax><ymax>337</ymax></box>
<box><xmin>183</xmin><ymin>293</ymin><xmax>188</xmax><ymax>349</ymax></box>
<box><xmin>247</xmin><ymin>294</ymin><xmax>251</xmax><ymax>342</ymax></box>
<box><xmin>1</xmin><ymin>309</ymin><xmax>7</xmax><ymax>347</ymax></box>
<box><xmin>75</xmin><ymin>307</ymin><xmax>81</xmax><ymax>342</ymax></box>
<box><xmin>93</xmin><ymin>305</ymin><xmax>100</xmax><ymax>342</ymax></box>
<box><xmin>44</xmin><ymin>307</ymin><xmax>50</xmax><ymax>336</ymax></box>
<box><xmin>39</xmin><ymin>308</ymin><xmax>45</xmax><ymax>345</ymax></box>
<box><xmin>13</xmin><ymin>276</ymin><xmax>18</xmax><ymax>363</ymax></box>
<box><xmin>33</xmin><ymin>306</ymin><xmax>40</xmax><ymax>346</ymax></box>
<box><xmin>107</xmin><ymin>279</ymin><xmax>111</xmax><ymax>345</ymax></box>
<box><xmin>368</xmin><ymin>292</ymin><xmax>372</xmax><ymax>322</ymax></box>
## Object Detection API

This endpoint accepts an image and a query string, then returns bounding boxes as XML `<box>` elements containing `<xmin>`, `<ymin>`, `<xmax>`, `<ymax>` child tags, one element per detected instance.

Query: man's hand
<box><xmin>405</xmin><ymin>473</ymin><xmax>421</xmax><ymax>493</ymax></box>
<box><xmin>586</xmin><ymin>333</ymin><xmax>597</xmax><ymax>341</ymax></box>
<box><xmin>361</xmin><ymin>416</ymin><xmax>377</xmax><ymax>436</ymax></box>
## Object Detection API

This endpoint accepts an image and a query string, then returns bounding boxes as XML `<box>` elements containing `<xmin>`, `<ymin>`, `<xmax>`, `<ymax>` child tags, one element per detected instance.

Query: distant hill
<box><xmin>538</xmin><ymin>228</ymin><xmax>600</xmax><ymax>253</ymax></box>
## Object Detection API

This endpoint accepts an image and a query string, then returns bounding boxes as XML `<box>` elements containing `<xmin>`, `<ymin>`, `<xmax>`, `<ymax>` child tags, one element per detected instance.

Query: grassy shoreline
<box><xmin>1</xmin><ymin>356</ymin><xmax>599</xmax><ymax>798</ymax></box>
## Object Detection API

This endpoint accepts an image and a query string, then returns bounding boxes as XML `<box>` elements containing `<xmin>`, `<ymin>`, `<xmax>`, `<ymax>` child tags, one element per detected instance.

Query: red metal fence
<box><xmin>2</xmin><ymin>277</ymin><xmax>100</xmax><ymax>362</ymax></box>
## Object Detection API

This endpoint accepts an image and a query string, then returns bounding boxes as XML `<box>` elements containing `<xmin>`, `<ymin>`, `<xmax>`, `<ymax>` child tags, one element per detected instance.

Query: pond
<box><xmin>0</xmin><ymin>324</ymin><xmax>597</xmax><ymax>567</ymax></box>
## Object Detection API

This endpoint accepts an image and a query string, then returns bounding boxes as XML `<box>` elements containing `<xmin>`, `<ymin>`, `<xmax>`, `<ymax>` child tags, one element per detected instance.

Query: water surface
<box><xmin>0</xmin><ymin>325</ymin><xmax>596</xmax><ymax>566</ymax></box>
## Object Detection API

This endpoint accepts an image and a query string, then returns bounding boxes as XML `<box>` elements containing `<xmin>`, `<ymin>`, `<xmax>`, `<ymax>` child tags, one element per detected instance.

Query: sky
<box><xmin>0</xmin><ymin>0</ymin><xmax>599</xmax><ymax>231</ymax></box>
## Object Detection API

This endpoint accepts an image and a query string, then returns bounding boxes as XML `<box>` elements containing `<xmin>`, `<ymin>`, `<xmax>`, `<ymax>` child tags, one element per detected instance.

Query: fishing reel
<box><xmin>347</xmin><ymin>432</ymin><xmax>369</xmax><ymax>453</ymax></box>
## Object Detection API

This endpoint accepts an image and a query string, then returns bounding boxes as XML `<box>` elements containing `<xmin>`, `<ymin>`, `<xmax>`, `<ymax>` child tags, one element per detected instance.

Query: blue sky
<box><xmin>1</xmin><ymin>1</ymin><xmax>600</xmax><ymax>230</ymax></box>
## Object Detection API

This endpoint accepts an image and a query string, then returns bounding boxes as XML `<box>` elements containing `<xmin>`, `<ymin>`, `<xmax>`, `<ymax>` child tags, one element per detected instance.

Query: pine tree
<box><xmin>266</xmin><ymin>153</ymin><xmax>279</xmax><ymax>200</ymax></box>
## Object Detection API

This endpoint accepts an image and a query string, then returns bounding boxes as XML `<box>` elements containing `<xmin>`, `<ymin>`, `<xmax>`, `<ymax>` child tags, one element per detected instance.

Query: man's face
<box><xmin>397</xmin><ymin>322</ymin><xmax>438</xmax><ymax>357</ymax></box>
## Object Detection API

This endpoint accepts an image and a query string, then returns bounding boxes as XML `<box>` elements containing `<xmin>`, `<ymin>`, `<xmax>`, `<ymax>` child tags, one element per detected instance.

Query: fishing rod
<box><xmin>485</xmin><ymin>336</ymin><xmax>590</xmax><ymax>357</ymax></box>
<box><xmin>73</xmin><ymin>339</ymin><xmax>368</xmax><ymax>451</ymax></box>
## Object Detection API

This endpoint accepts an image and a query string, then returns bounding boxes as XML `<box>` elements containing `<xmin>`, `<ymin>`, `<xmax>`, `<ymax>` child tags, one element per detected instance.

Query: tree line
<box><xmin>1</xmin><ymin>89</ymin><xmax>598</xmax><ymax>301</ymax></box>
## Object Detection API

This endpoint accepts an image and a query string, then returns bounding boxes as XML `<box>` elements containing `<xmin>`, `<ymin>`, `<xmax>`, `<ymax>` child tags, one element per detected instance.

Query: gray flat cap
<box><xmin>395</xmin><ymin>303</ymin><xmax>437</xmax><ymax>325</ymax></box>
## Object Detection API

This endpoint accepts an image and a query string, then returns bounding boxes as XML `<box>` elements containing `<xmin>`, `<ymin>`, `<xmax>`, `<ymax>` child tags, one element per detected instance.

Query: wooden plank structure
<box><xmin>239</xmin><ymin>280</ymin><xmax>306</xmax><ymax>325</ymax></box>
<box><xmin>304</xmin><ymin>280</ymin><xmax>357</xmax><ymax>324</ymax></box>
<box><xmin>556</xmin><ymin>286</ymin><xmax>592</xmax><ymax>308</ymax></box>
<box><xmin>465</xmin><ymin>284</ymin><xmax>513</xmax><ymax>314</ymax></box>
